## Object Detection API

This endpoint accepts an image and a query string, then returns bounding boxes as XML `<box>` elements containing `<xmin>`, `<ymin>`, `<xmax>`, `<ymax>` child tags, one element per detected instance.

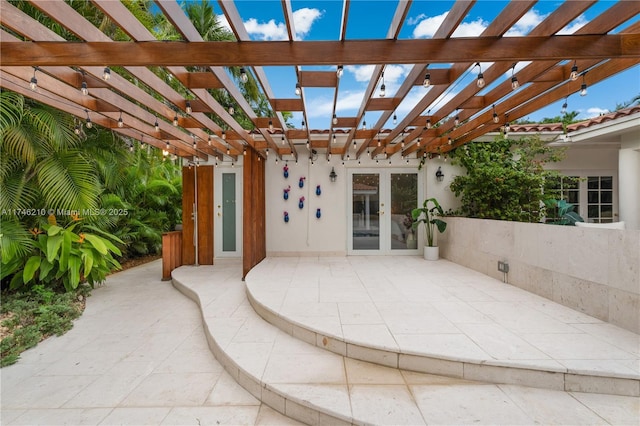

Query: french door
<box><xmin>214</xmin><ymin>166</ymin><xmax>242</xmax><ymax>258</ymax></box>
<box><xmin>348</xmin><ymin>169</ymin><xmax>421</xmax><ymax>255</ymax></box>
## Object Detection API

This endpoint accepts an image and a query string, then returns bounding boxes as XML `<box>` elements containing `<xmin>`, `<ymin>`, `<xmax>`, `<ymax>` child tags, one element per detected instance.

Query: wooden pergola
<box><xmin>1</xmin><ymin>0</ymin><xmax>639</xmax><ymax>163</ymax></box>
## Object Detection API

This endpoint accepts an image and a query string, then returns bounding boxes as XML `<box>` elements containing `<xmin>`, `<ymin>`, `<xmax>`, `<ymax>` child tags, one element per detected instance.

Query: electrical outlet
<box><xmin>498</xmin><ymin>261</ymin><xmax>509</xmax><ymax>273</ymax></box>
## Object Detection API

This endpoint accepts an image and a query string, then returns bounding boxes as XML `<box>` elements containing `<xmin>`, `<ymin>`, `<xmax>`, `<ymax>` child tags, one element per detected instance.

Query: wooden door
<box><xmin>182</xmin><ymin>165</ymin><xmax>214</xmax><ymax>265</ymax></box>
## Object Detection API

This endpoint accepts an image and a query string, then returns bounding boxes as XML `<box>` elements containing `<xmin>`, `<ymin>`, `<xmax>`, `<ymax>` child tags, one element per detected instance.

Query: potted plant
<box><xmin>412</xmin><ymin>198</ymin><xmax>447</xmax><ymax>260</ymax></box>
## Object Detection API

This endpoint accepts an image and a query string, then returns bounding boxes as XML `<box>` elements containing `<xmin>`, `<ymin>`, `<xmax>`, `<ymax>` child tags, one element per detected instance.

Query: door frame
<box><xmin>347</xmin><ymin>167</ymin><xmax>422</xmax><ymax>255</ymax></box>
<box><xmin>214</xmin><ymin>165</ymin><xmax>243</xmax><ymax>259</ymax></box>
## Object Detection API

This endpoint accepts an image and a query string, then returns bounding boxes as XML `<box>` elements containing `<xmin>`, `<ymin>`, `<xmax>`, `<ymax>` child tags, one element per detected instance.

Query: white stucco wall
<box><xmin>264</xmin><ymin>151</ymin><xmax>462</xmax><ymax>255</ymax></box>
<box><xmin>619</xmin><ymin>133</ymin><xmax>640</xmax><ymax>230</ymax></box>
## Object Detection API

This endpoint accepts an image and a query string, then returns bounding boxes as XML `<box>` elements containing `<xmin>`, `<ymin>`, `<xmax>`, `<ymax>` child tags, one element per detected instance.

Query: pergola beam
<box><xmin>3</xmin><ymin>35</ymin><xmax>637</xmax><ymax>67</ymax></box>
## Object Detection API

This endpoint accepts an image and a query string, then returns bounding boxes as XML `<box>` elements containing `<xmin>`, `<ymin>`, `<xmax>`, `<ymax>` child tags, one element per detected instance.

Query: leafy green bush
<box><xmin>1</xmin><ymin>216</ymin><xmax>122</xmax><ymax>292</ymax></box>
<box><xmin>449</xmin><ymin>136</ymin><xmax>566</xmax><ymax>222</ymax></box>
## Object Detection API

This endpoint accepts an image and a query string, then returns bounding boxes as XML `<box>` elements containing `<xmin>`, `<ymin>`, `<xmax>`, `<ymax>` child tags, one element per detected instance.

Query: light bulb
<box><xmin>29</xmin><ymin>76</ymin><xmax>38</xmax><ymax>91</ymax></box>
<box><xmin>336</xmin><ymin>65</ymin><xmax>343</xmax><ymax>78</ymax></box>
<box><xmin>332</xmin><ymin>114</ymin><xmax>338</xmax><ymax>125</ymax></box>
<box><xmin>477</xmin><ymin>73</ymin><xmax>485</xmax><ymax>88</ymax></box>
<box><xmin>493</xmin><ymin>113</ymin><xmax>499</xmax><ymax>123</ymax></box>
<box><xmin>173</xmin><ymin>115</ymin><xmax>178</xmax><ymax>126</ymax></box>
<box><xmin>80</xmin><ymin>81</ymin><xmax>88</xmax><ymax>95</ymax></box>
<box><xmin>228</xmin><ymin>105</ymin><xmax>235</xmax><ymax>115</ymax></box>
<box><xmin>86</xmin><ymin>117</ymin><xmax>92</xmax><ymax>128</ymax></box>
<box><xmin>185</xmin><ymin>101</ymin><xmax>192</xmax><ymax>114</ymax></box>
<box><xmin>580</xmin><ymin>83</ymin><xmax>587</xmax><ymax>96</ymax></box>
<box><xmin>379</xmin><ymin>83</ymin><xmax>386</xmax><ymax>97</ymax></box>
<box><xmin>511</xmin><ymin>76</ymin><xmax>519</xmax><ymax>90</ymax></box>
<box><xmin>393</xmin><ymin>114</ymin><xmax>397</xmax><ymax>125</ymax></box>
<box><xmin>103</xmin><ymin>66</ymin><xmax>111</xmax><ymax>81</ymax></box>
<box><xmin>154</xmin><ymin>118</ymin><xmax>159</xmax><ymax>131</ymax></box>
<box><xmin>240</xmin><ymin>67</ymin><xmax>248</xmax><ymax>83</ymax></box>
<box><xmin>268</xmin><ymin>120</ymin><xmax>273</xmax><ymax>131</ymax></box>
<box><xmin>295</xmin><ymin>83</ymin><xmax>301</xmax><ymax>96</ymax></box>
<box><xmin>423</xmin><ymin>72</ymin><xmax>431</xmax><ymax>87</ymax></box>
<box><xmin>570</xmin><ymin>62</ymin><xmax>578</xmax><ymax>81</ymax></box>
<box><xmin>118</xmin><ymin>117</ymin><xmax>123</xmax><ymax>128</ymax></box>
<box><xmin>426</xmin><ymin>118</ymin><xmax>431</xmax><ymax>129</ymax></box>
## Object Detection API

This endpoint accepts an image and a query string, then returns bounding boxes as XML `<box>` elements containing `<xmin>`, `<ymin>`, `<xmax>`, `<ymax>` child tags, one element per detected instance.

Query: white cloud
<box><xmin>218</xmin><ymin>15</ymin><xmax>232</xmax><ymax>33</ymax></box>
<box><xmin>557</xmin><ymin>15</ymin><xmax>588</xmax><ymax>35</ymax></box>
<box><xmin>293</xmin><ymin>8</ymin><xmax>322</xmax><ymax>37</ymax></box>
<box><xmin>244</xmin><ymin>18</ymin><xmax>288</xmax><ymax>40</ymax></box>
<box><xmin>408</xmin><ymin>14</ymin><xmax>427</xmax><ymax>26</ymax></box>
<box><xmin>336</xmin><ymin>91</ymin><xmax>365</xmax><ymax>113</ymax></box>
<box><xmin>413</xmin><ymin>12</ymin><xmax>447</xmax><ymax>38</ymax></box>
<box><xmin>452</xmin><ymin>18</ymin><xmax>488</xmax><ymax>37</ymax></box>
<box><xmin>584</xmin><ymin>107</ymin><xmax>610</xmax><ymax>118</ymax></box>
<box><xmin>244</xmin><ymin>8</ymin><xmax>322</xmax><ymax>40</ymax></box>
<box><xmin>346</xmin><ymin>65</ymin><xmax>375</xmax><ymax>82</ymax></box>
<box><xmin>505</xmin><ymin>9</ymin><xmax>548</xmax><ymax>36</ymax></box>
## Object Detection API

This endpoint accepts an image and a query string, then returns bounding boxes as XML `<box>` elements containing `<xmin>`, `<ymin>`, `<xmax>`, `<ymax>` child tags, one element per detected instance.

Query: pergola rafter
<box><xmin>1</xmin><ymin>0</ymin><xmax>638</xmax><ymax>160</ymax></box>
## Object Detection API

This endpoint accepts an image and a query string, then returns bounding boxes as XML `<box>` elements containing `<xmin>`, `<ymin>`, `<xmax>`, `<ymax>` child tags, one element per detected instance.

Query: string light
<box><xmin>117</xmin><ymin>111</ymin><xmax>124</xmax><ymax>128</ymax></box>
<box><xmin>295</xmin><ymin>83</ymin><xmax>301</xmax><ymax>96</ymax></box>
<box><xmin>492</xmin><ymin>104</ymin><xmax>499</xmax><ymax>123</ymax></box>
<box><xmin>561</xmin><ymin>97</ymin><xmax>568</xmax><ymax>114</ymax></box>
<box><xmin>511</xmin><ymin>63</ymin><xmax>519</xmax><ymax>90</ymax></box>
<box><xmin>423</xmin><ymin>65</ymin><xmax>431</xmax><ymax>87</ymax></box>
<box><xmin>580</xmin><ymin>74</ymin><xmax>588</xmax><ymax>96</ymax></box>
<box><xmin>239</xmin><ymin>67</ymin><xmax>248</xmax><ymax>83</ymax></box>
<box><xmin>80</xmin><ymin>80</ymin><xmax>88</xmax><ymax>95</ymax></box>
<box><xmin>173</xmin><ymin>114</ymin><xmax>178</xmax><ymax>126</ymax></box>
<box><xmin>336</xmin><ymin>65</ymin><xmax>343</xmax><ymax>78</ymax></box>
<box><xmin>454</xmin><ymin>110</ymin><xmax>460</xmax><ymax>126</ymax></box>
<box><xmin>228</xmin><ymin>104</ymin><xmax>235</xmax><ymax>115</ymax></box>
<box><xmin>569</xmin><ymin>61</ymin><xmax>578</xmax><ymax>81</ymax></box>
<box><xmin>475</xmin><ymin>63</ymin><xmax>485</xmax><ymax>88</ymax></box>
<box><xmin>393</xmin><ymin>113</ymin><xmax>397</xmax><ymax>125</ymax></box>
<box><xmin>154</xmin><ymin>117</ymin><xmax>159</xmax><ymax>131</ymax></box>
<box><xmin>379</xmin><ymin>71</ymin><xmax>386</xmax><ymax>97</ymax></box>
<box><xmin>268</xmin><ymin>120</ymin><xmax>274</xmax><ymax>131</ymax></box>
<box><xmin>332</xmin><ymin>114</ymin><xmax>338</xmax><ymax>125</ymax></box>
<box><xmin>185</xmin><ymin>101</ymin><xmax>192</xmax><ymax>114</ymax></box>
<box><xmin>208</xmin><ymin>134</ymin><xmax>212</xmax><ymax>146</ymax></box>
<box><xmin>29</xmin><ymin>67</ymin><xmax>38</xmax><ymax>91</ymax></box>
<box><xmin>222</xmin><ymin>130</ymin><xmax>226</xmax><ymax>140</ymax></box>
<box><xmin>102</xmin><ymin>66</ymin><xmax>111</xmax><ymax>81</ymax></box>
<box><xmin>85</xmin><ymin>110</ymin><xmax>92</xmax><ymax>128</ymax></box>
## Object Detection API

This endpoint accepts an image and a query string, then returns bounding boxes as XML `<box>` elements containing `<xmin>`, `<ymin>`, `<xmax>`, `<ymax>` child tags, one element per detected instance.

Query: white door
<box><xmin>214</xmin><ymin>166</ymin><xmax>242</xmax><ymax>258</ymax></box>
<box><xmin>348</xmin><ymin>168</ymin><xmax>421</xmax><ymax>255</ymax></box>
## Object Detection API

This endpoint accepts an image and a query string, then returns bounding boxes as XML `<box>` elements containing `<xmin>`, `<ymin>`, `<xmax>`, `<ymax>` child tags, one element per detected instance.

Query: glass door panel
<box><xmin>222</xmin><ymin>173</ymin><xmax>236</xmax><ymax>252</ymax></box>
<box><xmin>352</xmin><ymin>173</ymin><xmax>380</xmax><ymax>250</ymax></box>
<box><xmin>390</xmin><ymin>173</ymin><xmax>418</xmax><ymax>250</ymax></box>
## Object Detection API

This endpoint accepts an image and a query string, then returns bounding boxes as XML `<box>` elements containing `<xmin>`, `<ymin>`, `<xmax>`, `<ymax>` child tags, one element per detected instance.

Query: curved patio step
<box><xmin>245</xmin><ymin>257</ymin><xmax>640</xmax><ymax>397</ymax></box>
<box><xmin>172</xmin><ymin>265</ymin><xmax>639</xmax><ymax>426</ymax></box>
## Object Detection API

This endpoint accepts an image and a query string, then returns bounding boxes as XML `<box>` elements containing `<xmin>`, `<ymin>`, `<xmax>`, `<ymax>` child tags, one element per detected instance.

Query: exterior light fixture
<box><xmin>29</xmin><ymin>67</ymin><xmax>38</xmax><ymax>91</ymax></box>
<box><xmin>226</xmin><ymin>145</ymin><xmax>230</xmax><ymax>155</ymax></box>
<box><xmin>208</xmin><ymin>134</ymin><xmax>212</xmax><ymax>146</ymax></box>
<box><xmin>336</xmin><ymin>65</ymin><xmax>343</xmax><ymax>78</ymax></box>
<box><xmin>266</xmin><ymin>147</ymin><xmax>269</xmax><ymax>156</ymax></box>
<box><xmin>333</xmin><ymin>134</ymin><xmax>336</xmax><ymax>144</ymax></box>
<box><xmin>448</xmin><ymin>137</ymin><xmax>452</xmax><ymax>145</ymax></box>
<box><xmin>475</xmin><ymin>63</ymin><xmax>485</xmax><ymax>88</ymax></box>
<box><xmin>80</xmin><ymin>80</ymin><xmax>88</xmax><ymax>95</ymax></box>
<box><xmin>511</xmin><ymin>64</ymin><xmax>519</xmax><ymax>90</ymax></box>
<box><xmin>85</xmin><ymin>110</ymin><xmax>93</xmax><ymax>128</ymax></box>
<box><xmin>377</xmin><ymin>135</ymin><xmax>381</xmax><ymax>147</ymax></box>
<box><xmin>173</xmin><ymin>114</ymin><xmax>179</xmax><ymax>126</ymax></box>
<box><xmin>330</xmin><ymin>167</ymin><xmax>337</xmax><ymax>182</ymax></box>
<box><xmin>393</xmin><ymin>113</ymin><xmax>397</xmax><ymax>125</ymax></box>
<box><xmin>454</xmin><ymin>110</ymin><xmax>460</xmax><ymax>126</ymax></box>
<box><xmin>239</xmin><ymin>67</ymin><xmax>248</xmax><ymax>83</ymax></box>
<box><xmin>332</xmin><ymin>114</ymin><xmax>338</xmax><ymax>125</ymax></box>
<box><xmin>580</xmin><ymin>74</ymin><xmax>588</xmax><ymax>96</ymax></box>
<box><xmin>117</xmin><ymin>111</ymin><xmax>124</xmax><ymax>128</ymax></box>
<box><xmin>423</xmin><ymin>66</ymin><xmax>431</xmax><ymax>87</ymax></box>
<box><xmin>426</xmin><ymin>117</ymin><xmax>432</xmax><ymax>129</ymax></box>
<box><xmin>165</xmin><ymin>141</ymin><xmax>170</xmax><ymax>150</ymax></box>
<box><xmin>222</xmin><ymin>130</ymin><xmax>226</xmax><ymax>140</ymax></box>
<box><xmin>103</xmin><ymin>66</ymin><xmax>111</xmax><ymax>81</ymax></box>
<box><xmin>435</xmin><ymin>166</ymin><xmax>444</xmax><ymax>182</ymax></box>
<box><xmin>281</xmin><ymin>136</ymin><xmax>285</xmax><ymax>145</ymax></box>
<box><xmin>570</xmin><ymin>61</ymin><xmax>578</xmax><ymax>81</ymax></box>
<box><xmin>268</xmin><ymin>120</ymin><xmax>274</xmax><ymax>131</ymax></box>
<box><xmin>492</xmin><ymin>104</ymin><xmax>499</xmax><ymax>123</ymax></box>
<box><xmin>417</xmin><ymin>138</ymin><xmax>421</xmax><ymax>147</ymax></box>
<box><xmin>561</xmin><ymin>97</ymin><xmax>568</xmax><ymax>114</ymax></box>
<box><xmin>192</xmin><ymin>136</ymin><xmax>197</xmax><ymax>149</ymax></box>
<box><xmin>228</xmin><ymin>105</ymin><xmax>235</xmax><ymax>115</ymax></box>
<box><xmin>301</xmin><ymin>120</ymin><xmax>306</xmax><ymax>129</ymax></box>
<box><xmin>362</xmin><ymin>114</ymin><xmax>366</xmax><ymax>130</ymax></box>
<box><xmin>379</xmin><ymin>71</ymin><xmax>386</xmax><ymax>97</ymax></box>
<box><xmin>74</xmin><ymin>123</ymin><xmax>81</xmax><ymax>135</ymax></box>
<box><xmin>295</xmin><ymin>83</ymin><xmax>301</xmax><ymax>96</ymax></box>
<box><xmin>185</xmin><ymin>101</ymin><xmax>192</xmax><ymax>114</ymax></box>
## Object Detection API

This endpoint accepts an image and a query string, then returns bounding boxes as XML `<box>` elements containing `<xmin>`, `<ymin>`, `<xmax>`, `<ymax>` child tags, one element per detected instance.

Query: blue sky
<box><xmin>204</xmin><ymin>1</ymin><xmax>639</xmax><ymax>129</ymax></box>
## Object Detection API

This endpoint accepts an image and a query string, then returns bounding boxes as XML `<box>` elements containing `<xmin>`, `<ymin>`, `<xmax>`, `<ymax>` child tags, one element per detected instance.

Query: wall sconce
<box><xmin>435</xmin><ymin>166</ymin><xmax>444</xmax><ymax>182</ymax></box>
<box><xmin>329</xmin><ymin>167</ymin><xmax>337</xmax><ymax>182</ymax></box>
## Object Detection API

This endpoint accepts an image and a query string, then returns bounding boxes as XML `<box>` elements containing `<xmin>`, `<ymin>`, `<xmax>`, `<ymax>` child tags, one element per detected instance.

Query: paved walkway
<box><xmin>0</xmin><ymin>260</ymin><xmax>301</xmax><ymax>426</ymax></box>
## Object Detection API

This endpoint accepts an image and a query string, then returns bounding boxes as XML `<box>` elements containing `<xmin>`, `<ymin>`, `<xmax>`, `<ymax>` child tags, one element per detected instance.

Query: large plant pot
<box><xmin>423</xmin><ymin>246</ymin><xmax>439</xmax><ymax>261</ymax></box>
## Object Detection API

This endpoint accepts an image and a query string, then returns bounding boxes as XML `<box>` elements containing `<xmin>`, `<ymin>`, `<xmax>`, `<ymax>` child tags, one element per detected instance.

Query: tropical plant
<box><xmin>2</xmin><ymin>215</ymin><xmax>122</xmax><ymax>292</ymax></box>
<box><xmin>543</xmin><ymin>199</ymin><xmax>584</xmax><ymax>226</ymax></box>
<box><xmin>449</xmin><ymin>136</ymin><xmax>566</xmax><ymax>222</ymax></box>
<box><xmin>412</xmin><ymin>198</ymin><xmax>447</xmax><ymax>247</ymax></box>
